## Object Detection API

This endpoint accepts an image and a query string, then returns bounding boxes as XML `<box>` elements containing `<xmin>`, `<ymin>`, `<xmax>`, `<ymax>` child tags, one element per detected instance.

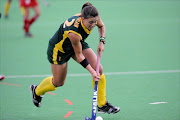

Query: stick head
<box><xmin>85</xmin><ymin>116</ymin><xmax>91</xmax><ymax>120</ymax></box>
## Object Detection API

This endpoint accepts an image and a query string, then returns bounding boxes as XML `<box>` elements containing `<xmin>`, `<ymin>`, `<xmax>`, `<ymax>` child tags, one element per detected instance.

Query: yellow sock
<box><xmin>20</xmin><ymin>7</ymin><xmax>25</xmax><ymax>16</ymax></box>
<box><xmin>92</xmin><ymin>74</ymin><xmax>106</xmax><ymax>107</ymax></box>
<box><xmin>36</xmin><ymin>77</ymin><xmax>57</xmax><ymax>96</ymax></box>
<box><xmin>4</xmin><ymin>1</ymin><xmax>11</xmax><ymax>16</ymax></box>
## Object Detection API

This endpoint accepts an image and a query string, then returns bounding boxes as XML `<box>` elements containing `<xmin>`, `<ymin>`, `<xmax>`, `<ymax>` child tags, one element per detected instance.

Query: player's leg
<box><xmin>36</xmin><ymin>63</ymin><xmax>67</xmax><ymax>95</ymax></box>
<box><xmin>82</xmin><ymin>48</ymin><xmax>120</xmax><ymax>114</ymax></box>
<box><xmin>23</xmin><ymin>7</ymin><xmax>33</xmax><ymax>37</ymax></box>
<box><xmin>72</xmin><ymin>47</ymin><xmax>106</xmax><ymax>106</ymax></box>
<box><xmin>20</xmin><ymin>0</ymin><xmax>30</xmax><ymax>35</ymax></box>
<box><xmin>82</xmin><ymin>48</ymin><xmax>106</xmax><ymax>105</ymax></box>
<box><xmin>29</xmin><ymin>5</ymin><xmax>40</xmax><ymax>25</ymax></box>
<box><xmin>30</xmin><ymin>63</ymin><xmax>68</xmax><ymax>107</ymax></box>
<box><xmin>20</xmin><ymin>7</ymin><xmax>26</xmax><ymax>16</ymax></box>
<box><xmin>4</xmin><ymin>0</ymin><xmax>11</xmax><ymax>18</ymax></box>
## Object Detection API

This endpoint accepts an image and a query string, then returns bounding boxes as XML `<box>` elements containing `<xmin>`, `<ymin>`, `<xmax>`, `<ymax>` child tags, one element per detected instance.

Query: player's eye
<box><xmin>89</xmin><ymin>20</ymin><xmax>97</xmax><ymax>24</ymax></box>
<box><xmin>89</xmin><ymin>21</ymin><xmax>94</xmax><ymax>24</ymax></box>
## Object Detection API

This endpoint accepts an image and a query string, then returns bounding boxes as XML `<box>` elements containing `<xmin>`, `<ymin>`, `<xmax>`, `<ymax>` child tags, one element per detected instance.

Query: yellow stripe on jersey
<box><xmin>52</xmin><ymin>30</ymin><xmax>82</xmax><ymax>64</ymax></box>
<box><xmin>52</xmin><ymin>33</ymin><xmax>67</xmax><ymax>64</ymax></box>
<box><xmin>81</xmin><ymin>19</ymin><xmax>91</xmax><ymax>34</ymax></box>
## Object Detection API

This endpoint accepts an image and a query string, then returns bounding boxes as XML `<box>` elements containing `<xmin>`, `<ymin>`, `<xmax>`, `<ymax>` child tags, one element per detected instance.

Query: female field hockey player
<box><xmin>20</xmin><ymin>0</ymin><xmax>40</xmax><ymax>37</ymax></box>
<box><xmin>30</xmin><ymin>2</ymin><xmax>120</xmax><ymax>114</ymax></box>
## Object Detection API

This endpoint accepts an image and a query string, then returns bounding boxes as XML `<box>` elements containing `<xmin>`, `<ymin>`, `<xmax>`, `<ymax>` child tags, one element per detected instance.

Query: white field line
<box><xmin>149</xmin><ymin>102</ymin><xmax>168</xmax><ymax>104</ymax></box>
<box><xmin>5</xmin><ymin>70</ymin><xmax>180</xmax><ymax>79</ymax></box>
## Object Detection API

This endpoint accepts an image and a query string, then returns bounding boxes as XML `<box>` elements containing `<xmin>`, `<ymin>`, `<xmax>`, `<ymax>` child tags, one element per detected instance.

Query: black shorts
<box><xmin>47</xmin><ymin>41</ymin><xmax>90</xmax><ymax>64</ymax></box>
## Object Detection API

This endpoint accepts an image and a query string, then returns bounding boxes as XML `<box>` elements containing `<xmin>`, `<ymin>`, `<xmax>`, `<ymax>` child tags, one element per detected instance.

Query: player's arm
<box><xmin>68</xmin><ymin>32</ymin><xmax>84</xmax><ymax>62</ymax></box>
<box><xmin>96</xmin><ymin>17</ymin><xmax>106</xmax><ymax>39</ymax></box>
<box><xmin>68</xmin><ymin>32</ymin><xmax>100</xmax><ymax>79</ymax></box>
<box><xmin>96</xmin><ymin>17</ymin><xmax>106</xmax><ymax>56</ymax></box>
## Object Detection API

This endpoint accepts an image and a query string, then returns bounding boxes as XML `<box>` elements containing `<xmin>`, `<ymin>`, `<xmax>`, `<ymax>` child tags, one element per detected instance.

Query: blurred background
<box><xmin>0</xmin><ymin>0</ymin><xmax>180</xmax><ymax>120</ymax></box>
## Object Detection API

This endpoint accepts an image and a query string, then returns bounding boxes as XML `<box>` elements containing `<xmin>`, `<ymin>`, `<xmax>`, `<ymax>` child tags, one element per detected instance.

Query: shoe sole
<box><xmin>98</xmin><ymin>108</ymin><xmax>120</xmax><ymax>114</ymax></box>
<box><xmin>98</xmin><ymin>111</ymin><xmax>105</xmax><ymax>114</ymax></box>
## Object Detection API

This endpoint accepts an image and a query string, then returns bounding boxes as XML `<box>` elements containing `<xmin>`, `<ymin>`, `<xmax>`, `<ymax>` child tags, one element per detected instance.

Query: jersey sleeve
<box><xmin>63</xmin><ymin>16</ymin><xmax>82</xmax><ymax>40</ymax></box>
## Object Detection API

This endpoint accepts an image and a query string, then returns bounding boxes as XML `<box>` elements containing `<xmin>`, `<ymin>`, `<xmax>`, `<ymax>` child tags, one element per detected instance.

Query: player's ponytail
<box><xmin>81</xmin><ymin>3</ymin><xmax>99</xmax><ymax>19</ymax></box>
<box><xmin>81</xmin><ymin>2</ymin><xmax>92</xmax><ymax>11</ymax></box>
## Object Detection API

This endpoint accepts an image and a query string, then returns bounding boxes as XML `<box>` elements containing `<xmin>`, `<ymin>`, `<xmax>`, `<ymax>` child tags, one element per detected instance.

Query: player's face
<box><xmin>83</xmin><ymin>16</ymin><xmax>98</xmax><ymax>30</ymax></box>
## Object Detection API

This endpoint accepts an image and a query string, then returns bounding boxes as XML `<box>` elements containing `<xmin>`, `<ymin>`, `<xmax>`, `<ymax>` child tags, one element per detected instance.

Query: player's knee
<box><xmin>56</xmin><ymin>82</ymin><xmax>65</xmax><ymax>87</ymax></box>
<box><xmin>36</xmin><ymin>12</ymin><xmax>40</xmax><ymax>17</ymax></box>
<box><xmin>35</xmin><ymin>10</ymin><xmax>40</xmax><ymax>17</ymax></box>
<box><xmin>58</xmin><ymin>82</ymin><xmax>64</xmax><ymax>87</ymax></box>
<box><xmin>52</xmin><ymin>79</ymin><xmax>65</xmax><ymax>87</ymax></box>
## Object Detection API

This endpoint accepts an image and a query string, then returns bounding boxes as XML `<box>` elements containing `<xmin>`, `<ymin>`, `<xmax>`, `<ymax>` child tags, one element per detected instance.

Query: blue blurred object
<box><xmin>85</xmin><ymin>116</ymin><xmax>91</xmax><ymax>120</ymax></box>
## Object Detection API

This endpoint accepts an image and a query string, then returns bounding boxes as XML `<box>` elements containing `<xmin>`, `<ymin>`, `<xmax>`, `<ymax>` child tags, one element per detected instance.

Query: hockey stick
<box><xmin>85</xmin><ymin>52</ymin><xmax>101</xmax><ymax>120</ymax></box>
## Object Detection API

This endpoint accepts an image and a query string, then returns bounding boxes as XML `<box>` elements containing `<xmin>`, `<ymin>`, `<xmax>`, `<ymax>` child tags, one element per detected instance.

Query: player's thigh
<box><xmin>82</xmin><ymin>48</ymin><xmax>103</xmax><ymax>74</ymax></box>
<box><xmin>24</xmin><ymin>7</ymin><xmax>30</xmax><ymax>17</ymax></box>
<box><xmin>32</xmin><ymin>5</ymin><xmax>40</xmax><ymax>16</ymax></box>
<box><xmin>51</xmin><ymin>63</ymin><xmax>68</xmax><ymax>86</ymax></box>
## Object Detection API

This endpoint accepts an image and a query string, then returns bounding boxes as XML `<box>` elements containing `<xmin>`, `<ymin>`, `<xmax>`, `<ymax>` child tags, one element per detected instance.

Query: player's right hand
<box><xmin>91</xmin><ymin>70</ymin><xmax>100</xmax><ymax>81</ymax></box>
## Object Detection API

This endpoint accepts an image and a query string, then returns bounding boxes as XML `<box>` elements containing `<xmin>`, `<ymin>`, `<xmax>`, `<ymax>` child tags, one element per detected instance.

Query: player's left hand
<box><xmin>97</xmin><ymin>42</ymin><xmax>104</xmax><ymax>57</ymax></box>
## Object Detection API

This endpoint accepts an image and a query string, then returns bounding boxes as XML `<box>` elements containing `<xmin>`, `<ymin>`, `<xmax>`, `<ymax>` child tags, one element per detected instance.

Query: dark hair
<box><xmin>81</xmin><ymin>2</ymin><xmax>92</xmax><ymax>11</ymax></box>
<box><xmin>81</xmin><ymin>5</ymin><xmax>99</xmax><ymax>19</ymax></box>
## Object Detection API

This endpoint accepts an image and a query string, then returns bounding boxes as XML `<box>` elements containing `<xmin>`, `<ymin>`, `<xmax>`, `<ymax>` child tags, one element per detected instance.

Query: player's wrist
<box><xmin>99</xmin><ymin>37</ymin><xmax>105</xmax><ymax>44</ymax></box>
<box><xmin>90</xmin><ymin>69</ymin><xmax>95</xmax><ymax>74</ymax></box>
<box><xmin>80</xmin><ymin>58</ymin><xmax>89</xmax><ymax>68</ymax></box>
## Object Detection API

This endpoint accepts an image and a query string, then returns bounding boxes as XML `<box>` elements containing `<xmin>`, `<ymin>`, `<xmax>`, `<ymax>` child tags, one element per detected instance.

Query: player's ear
<box><xmin>81</xmin><ymin>17</ymin><xmax>84</xmax><ymax>20</ymax></box>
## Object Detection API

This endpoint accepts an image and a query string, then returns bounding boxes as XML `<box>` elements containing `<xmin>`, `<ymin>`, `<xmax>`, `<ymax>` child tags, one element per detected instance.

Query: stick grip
<box><xmin>94</xmin><ymin>52</ymin><xmax>101</xmax><ymax>81</ymax></box>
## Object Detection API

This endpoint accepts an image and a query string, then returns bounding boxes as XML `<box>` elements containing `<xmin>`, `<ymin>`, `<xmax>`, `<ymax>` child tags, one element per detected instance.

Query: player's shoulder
<box><xmin>63</xmin><ymin>14</ymin><xmax>81</xmax><ymax>31</ymax></box>
<box><xmin>68</xmin><ymin>13</ymin><xmax>81</xmax><ymax>23</ymax></box>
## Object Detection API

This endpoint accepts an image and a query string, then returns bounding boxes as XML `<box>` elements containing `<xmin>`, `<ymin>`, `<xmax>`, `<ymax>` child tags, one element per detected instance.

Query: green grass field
<box><xmin>0</xmin><ymin>0</ymin><xmax>180</xmax><ymax>120</ymax></box>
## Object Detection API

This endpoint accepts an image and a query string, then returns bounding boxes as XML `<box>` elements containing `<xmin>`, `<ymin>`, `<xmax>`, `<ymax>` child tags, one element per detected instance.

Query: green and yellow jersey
<box><xmin>47</xmin><ymin>14</ymin><xmax>91</xmax><ymax>64</ymax></box>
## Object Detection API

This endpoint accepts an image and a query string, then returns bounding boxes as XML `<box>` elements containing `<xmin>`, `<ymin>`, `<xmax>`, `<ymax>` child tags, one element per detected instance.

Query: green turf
<box><xmin>0</xmin><ymin>0</ymin><xmax>180</xmax><ymax>120</ymax></box>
